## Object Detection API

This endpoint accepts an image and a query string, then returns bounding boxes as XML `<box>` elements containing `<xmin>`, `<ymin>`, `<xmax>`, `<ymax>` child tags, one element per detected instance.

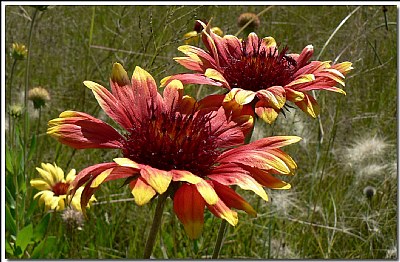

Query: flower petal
<box><xmin>161</xmin><ymin>74</ymin><xmax>223</xmax><ymax>88</ymax></box>
<box><xmin>140</xmin><ymin>166</ymin><xmax>172</xmax><ymax>194</ymax></box>
<box><xmin>90</xmin><ymin>168</ymin><xmax>113</xmax><ymax>188</ymax></box>
<box><xmin>206</xmin><ymin>198</ymin><xmax>238</xmax><ymax>226</ymax></box>
<box><xmin>219</xmin><ymin>136</ymin><xmax>301</xmax><ymax>159</ymax></box>
<box><xmin>109</xmin><ymin>63</ymin><xmax>141</xmax><ymax>127</ymax></box>
<box><xmin>30</xmin><ymin>179</ymin><xmax>51</xmax><ymax>191</ymax></box>
<box><xmin>173</xmin><ymin>183</ymin><xmax>205</xmax><ymax>239</ymax></box>
<box><xmin>47</xmin><ymin>111</ymin><xmax>124</xmax><ymax>149</ymax></box>
<box><xmin>211</xmin><ymin>181</ymin><xmax>257</xmax><ymax>217</ymax></box>
<box><xmin>65</xmin><ymin>169</ymin><xmax>77</xmax><ymax>183</ymax></box>
<box><xmin>171</xmin><ymin>170</ymin><xmax>202</xmax><ymax>184</ymax></box>
<box><xmin>285</xmin><ymin>74</ymin><xmax>315</xmax><ymax>88</ymax></box>
<box><xmin>241</xmin><ymin>165</ymin><xmax>291</xmax><ymax>189</ymax></box>
<box><xmin>255</xmin><ymin>101</ymin><xmax>280</xmax><ymax>125</ymax></box>
<box><xmin>163</xmin><ymin>79</ymin><xmax>183</xmax><ymax>114</ymax></box>
<box><xmin>204</xmin><ymin>68</ymin><xmax>229</xmax><ymax>88</ymax></box>
<box><xmin>294</xmin><ymin>93</ymin><xmax>320</xmax><ymax>118</ymax></box>
<box><xmin>130</xmin><ymin>178</ymin><xmax>157</xmax><ymax>206</ymax></box>
<box><xmin>256</xmin><ymin>86</ymin><xmax>286</xmax><ymax>109</ymax></box>
<box><xmin>83</xmin><ymin>80</ymin><xmax>133</xmax><ymax>130</ymax></box>
<box><xmin>113</xmin><ymin>157</ymin><xmax>141</xmax><ymax>169</ymax></box>
<box><xmin>224</xmin><ymin>88</ymin><xmax>256</xmax><ymax>105</ymax></box>
<box><xmin>208</xmin><ymin>165</ymin><xmax>269</xmax><ymax>202</ymax></box>
<box><xmin>131</xmin><ymin>66</ymin><xmax>164</xmax><ymax>121</ymax></box>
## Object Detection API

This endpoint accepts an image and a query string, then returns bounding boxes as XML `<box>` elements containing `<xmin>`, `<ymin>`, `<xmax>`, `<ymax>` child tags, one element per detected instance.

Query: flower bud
<box><xmin>363</xmin><ymin>186</ymin><xmax>376</xmax><ymax>200</ymax></box>
<box><xmin>28</xmin><ymin>86</ymin><xmax>50</xmax><ymax>109</ymax></box>
<box><xmin>11</xmin><ymin>43</ymin><xmax>28</xmax><ymax>60</ymax></box>
<box><xmin>237</xmin><ymin>12</ymin><xmax>260</xmax><ymax>32</ymax></box>
<box><xmin>8</xmin><ymin>104</ymin><xmax>23</xmax><ymax>119</ymax></box>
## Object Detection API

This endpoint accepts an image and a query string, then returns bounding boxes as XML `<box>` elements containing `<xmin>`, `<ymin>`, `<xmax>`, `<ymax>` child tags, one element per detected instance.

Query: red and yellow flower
<box><xmin>162</xmin><ymin>20</ymin><xmax>353</xmax><ymax>124</ymax></box>
<box><xmin>47</xmin><ymin>63</ymin><xmax>300</xmax><ymax>239</ymax></box>
<box><xmin>30</xmin><ymin>162</ymin><xmax>96</xmax><ymax>212</ymax></box>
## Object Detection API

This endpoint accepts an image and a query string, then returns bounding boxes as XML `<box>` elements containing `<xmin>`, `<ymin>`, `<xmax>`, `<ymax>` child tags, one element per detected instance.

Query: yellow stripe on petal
<box><xmin>275</xmin><ymin>183</ymin><xmax>291</xmax><ymax>190</ymax></box>
<box><xmin>286</xmin><ymin>74</ymin><xmax>315</xmax><ymax>88</ymax></box>
<box><xmin>333</xmin><ymin>61</ymin><xmax>353</xmax><ymax>74</ymax></box>
<box><xmin>237</xmin><ymin>177</ymin><xmax>269</xmax><ymax>202</ymax></box>
<box><xmin>131</xmin><ymin>178</ymin><xmax>157</xmax><ymax>206</ymax></box>
<box><xmin>113</xmin><ymin>158</ymin><xmax>140</xmax><ymax>169</ymax></box>
<box><xmin>220</xmin><ymin>209</ymin><xmax>238</xmax><ymax>226</ymax></box>
<box><xmin>208</xmin><ymin>199</ymin><xmax>238</xmax><ymax>226</ymax></box>
<box><xmin>172</xmin><ymin>170</ymin><xmax>202</xmax><ymax>184</ymax></box>
<box><xmin>140</xmin><ymin>166</ymin><xmax>172</xmax><ymax>194</ymax></box>
<box><xmin>224</xmin><ymin>88</ymin><xmax>255</xmax><ymax>105</ymax></box>
<box><xmin>255</xmin><ymin>106</ymin><xmax>279</xmax><ymax>125</ymax></box>
<box><xmin>195</xmin><ymin>180</ymin><xmax>219</xmax><ymax>205</ymax></box>
<box><xmin>58</xmin><ymin>111</ymin><xmax>80</xmax><ymax>118</ymax></box>
<box><xmin>234</xmin><ymin>89</ymin><xmax>256</xmax><ymax>105</ymax></box>
<box><xmin>204</xmin><ymin>68</ymin><xmax>229</xmax><ymax>87</ymax></box>
<box><xmin>160</xmin><ymin>76</ymin><xmax>171</xmax><ymax>87</ymax></box>
<box><xmin>90</xmin><ymin>168</ymin><xmax>113</xmax><ymax>188</ymax></box>
<box><xmin>83</xmin><ymin>80</ymin><xmax>102</xmax><ymax>91</ymax></box>
<box><xmin>285</xmin><ymin>88</ymin><xmax>305</xmax><ymax>102</ymax></box>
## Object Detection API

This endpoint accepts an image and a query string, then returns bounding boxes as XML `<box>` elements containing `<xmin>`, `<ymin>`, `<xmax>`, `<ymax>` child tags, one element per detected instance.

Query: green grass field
<box><xmin>4</xmin><ymin>4</ymin><xmax>397</xmax><ymax>259</ymax></box>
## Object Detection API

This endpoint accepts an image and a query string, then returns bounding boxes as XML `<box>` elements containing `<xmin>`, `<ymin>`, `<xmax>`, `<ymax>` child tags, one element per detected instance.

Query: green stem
<box><xmin>22</xmin><ymin>7</ymin><xmax>38</xmax><ymax>229</ymax></box>
<box><xmin>212</xmin><ymin>122</ymin><xmax>256</xmax><ymax>258</ymax></box>
<box><xmin>143</xmin><ymin>191</ymin><xmax>169</xmax><ymax>259</ymax></box>
<box><xmin>8</xmin><ymin>59</ymin><xmax>17</xmax><ymax>145</ymax></box>
<box><xmin>211</xmin><ymin>219</ymin><xmax>228</xmax><ymax>259</ymax></box>
<box><xmin>35</xmin><ymin>108</ymin><xmax>42</xmax><ymax>164</ymax></box>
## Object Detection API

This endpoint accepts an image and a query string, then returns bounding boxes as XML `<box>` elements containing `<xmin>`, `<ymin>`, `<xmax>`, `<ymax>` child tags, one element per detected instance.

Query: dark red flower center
<box><xmin>222</xmin><ymin>39</ymin><xmax>297</xmax><ymax>92</ymax></box>
<box><xmin>122</xmin><ymin>107</ymin><xmax>222</xmax><ymax>176</ymax></box>
<box><xmin>52</xmin><ymin>182</ymin><xmax>70</xmax><ymax>196</ymax></box>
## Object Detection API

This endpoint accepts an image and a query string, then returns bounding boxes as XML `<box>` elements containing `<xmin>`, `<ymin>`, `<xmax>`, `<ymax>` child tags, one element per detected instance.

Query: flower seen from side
<box><xmin>30</xmin><ymin>163</ymin><xmax>96</xmax><ymax>212</ymax></box>
<box><xmin>237</xmin><ymin>12</ymin><xmax>260</xmax><ymax>34</ymax></box>
<box><xmin>28</xmin><ymin>86</ymin><xmax>50</xmax><ymax>109</ymax></box>
<box><xmin>11</xmin><ymin>43</ymin><xmax>28</xmax><ymax>60</ymax></box>
<box><xmin>163</xmin><ymin>20</ymin><xmax>353</xmax><ymax>124</ymax></box>
<box><xmin>47</xmin><ymin>62</ymin><xmax>301</xmax><ymax>239</ymax></box>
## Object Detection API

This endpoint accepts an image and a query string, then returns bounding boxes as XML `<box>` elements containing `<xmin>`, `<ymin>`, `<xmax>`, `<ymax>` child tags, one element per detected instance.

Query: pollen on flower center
<box><xmin>52</xmin><ymin>182</ymin><xmax>70</xmax><ymax>196</ymax></box>
<box><xmin>223</xmin><ymin>40</ymin><xmax>297</xmax><ymax>92</ymax></box>
<box><xmin>122</xmin><ymin>108</ymin><xmax>221</xmax><ymax>176</ymax></box>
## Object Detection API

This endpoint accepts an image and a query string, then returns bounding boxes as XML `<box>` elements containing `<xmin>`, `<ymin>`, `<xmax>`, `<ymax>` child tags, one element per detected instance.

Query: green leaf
<box><xmin>31</xmin><ymin>236</ymin><xmax>57</xmax><ymax>259</ymax></box>
<box><xmin>5</xmin><ymin>204</ymin><xmax>16</xmax><ymax>236</ymax></box>
<box><xmin>6</xmin><ymin>186</ymin><xmax>16</xmax><ymax>209</ymax></box>
<box><xmin>32</xmin><ymin>213</ymin><xmax>50</xmax><ymax>242</ymax></box>
<box><xmin>27</xmin><ymin>134</ymin><xmax>37</xmax><ymax>161</ymax></box>
<box><xmin>5</xmin><ymin>146</ymin><xmax>14</xmax><ymax>175</ymax></box>
<box><xmin>5</xmin><ymin>239</ymin><xmax>14</xmax><ymax>255</ymax></box>
<box><xmin>26</xmin><ymin>200</ymin><xmax>38</xmax><ymax>223</ymax></box>
<box><xmin>15</xmin><ymin>223</ymin><xmax>33</xmax><ymax>254</ymax></box>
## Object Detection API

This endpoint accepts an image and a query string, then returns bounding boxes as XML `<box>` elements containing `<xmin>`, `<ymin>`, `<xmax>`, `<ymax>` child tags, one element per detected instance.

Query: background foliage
<box><xmin>4</xmin><ymin>4</ymin><xmax>397</xmax><ymax>259</ymax></box>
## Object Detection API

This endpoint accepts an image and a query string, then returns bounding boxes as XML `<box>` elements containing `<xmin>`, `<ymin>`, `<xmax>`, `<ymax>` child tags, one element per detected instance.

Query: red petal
<box><xmin>109</xmin><ymin>63</ymin><xmax>141</xmax><ymax>127</ymax></box>
<box><xmin>83</xmin><ymin>81</ymin><xmax>134</xmax><ymax>130</ymax></box>
<box><xmin>211</xmin><ymin>181</ymin><xmax>257</xmax><ymax>217</ymax></box>
<box><xmin>173</xmin><ymin>183</ymin><xmax>205</xmax><ymax>239</ymax></box>
<box><xmin>162</xmin><ymin>73</ymin><xmax>224</xmax><ymax>87</ymax></box>
<box><xmin>47</xmin><ymin>111</ymin><xmax>124</xmax><ymax>149</ymax></box>
<box><xmin>131</xmin><ymin>66</ymin><xmax>164</xmax><ymax>121</ymax></box>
